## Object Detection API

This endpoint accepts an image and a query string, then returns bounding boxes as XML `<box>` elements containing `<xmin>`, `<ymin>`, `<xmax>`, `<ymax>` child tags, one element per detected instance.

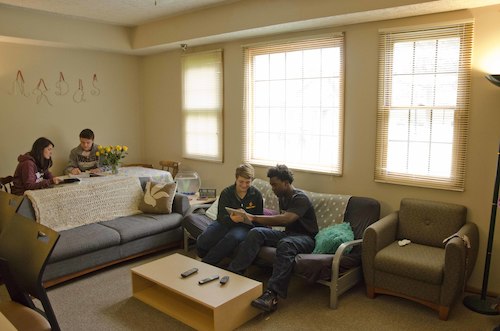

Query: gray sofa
<box><xmin>16</xmin><ymin>178</ymin><xmax>190</xmax><ymax>286</ymax></box>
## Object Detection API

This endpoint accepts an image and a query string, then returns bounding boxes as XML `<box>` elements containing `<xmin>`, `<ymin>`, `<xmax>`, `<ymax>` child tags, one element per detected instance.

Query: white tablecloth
<box><xmin>117</xmin><ymin>166</ymin><xmax>173</xmax><ymax>183</ymax></box>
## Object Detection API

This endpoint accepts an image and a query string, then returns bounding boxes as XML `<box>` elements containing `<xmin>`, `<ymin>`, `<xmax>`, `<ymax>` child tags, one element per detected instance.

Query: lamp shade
<box><xmin>486</xmin><ymin>74</ymin><xmax>500</xmax><ymax>87</ymax></box>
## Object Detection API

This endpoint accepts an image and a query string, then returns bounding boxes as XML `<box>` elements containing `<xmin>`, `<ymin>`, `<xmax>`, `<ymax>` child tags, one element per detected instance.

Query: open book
<box><xmin>225</xmin><ymin>207</ymin><xmax>253</xmax><ymax>226</ymax></box>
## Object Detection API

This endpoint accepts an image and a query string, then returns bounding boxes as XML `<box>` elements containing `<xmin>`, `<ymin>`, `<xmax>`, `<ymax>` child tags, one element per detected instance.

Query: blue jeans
<box><xmin>196</xmin><ymin>218</ymin><xmax>252</xmax><ymax>265</ymax></box>
<box><xmin>227</xmin><ymin>227</ymin><xmax>315</xmax><ymax>298</ymax></box>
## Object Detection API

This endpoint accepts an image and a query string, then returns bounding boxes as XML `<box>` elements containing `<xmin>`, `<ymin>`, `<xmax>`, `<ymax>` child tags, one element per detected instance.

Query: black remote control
<box><xmin>198</xmin><ymin>275</ymin><xmax>219</xmax><ymax>285</ymax></box>
<box><xmin>181</xmin><ymin>268</ymin><xmax>198</xmax><ymax>278</ymax></box>
<box><xmin>220</xmin><ymin>275</ymin><xmax>229</xmax><ymax>285</ymax></box>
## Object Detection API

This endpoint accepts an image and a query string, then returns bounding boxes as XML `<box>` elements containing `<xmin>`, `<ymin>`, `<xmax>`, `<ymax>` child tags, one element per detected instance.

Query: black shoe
<box><xmin>251</xmin><ymin>290</ymin><xmax>278</xmax><ymax>312</ymax></box>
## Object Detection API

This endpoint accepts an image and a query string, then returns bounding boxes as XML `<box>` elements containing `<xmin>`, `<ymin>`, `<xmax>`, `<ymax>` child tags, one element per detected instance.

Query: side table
<box><xmin>188</xmin><ymin>192</ymin><xmax>217</xmax><ymax>206</ymax></box>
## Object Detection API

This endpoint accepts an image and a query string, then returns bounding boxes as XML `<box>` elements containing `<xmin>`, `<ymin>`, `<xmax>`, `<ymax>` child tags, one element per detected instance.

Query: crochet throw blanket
<box><xmin>25</xmin><ymin>176</ymin><xmax>143</xmax><ymax>231</ymax></box>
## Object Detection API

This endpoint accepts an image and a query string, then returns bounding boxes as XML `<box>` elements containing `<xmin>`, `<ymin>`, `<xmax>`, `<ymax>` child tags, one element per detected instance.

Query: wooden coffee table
<box><xmin>131</xmin><ymin>253</ymin><xmax>262</xmax><ymax>331</ymax></box>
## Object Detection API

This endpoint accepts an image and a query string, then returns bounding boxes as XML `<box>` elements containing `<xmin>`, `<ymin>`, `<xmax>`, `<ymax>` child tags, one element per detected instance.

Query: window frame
<box><xmin>243</xmin><ymin>34</ymin><xmax>345</xmax><ymax>175</ymax></box>
<box><xmin>181</xmin><ymin>49</ymin><xmax>224</xmax><ymax>162</ymax></box>
<box><xmin>375</xmin><ymin>22</ymin><xmax>473</xmax><ymax>191</ymax></box>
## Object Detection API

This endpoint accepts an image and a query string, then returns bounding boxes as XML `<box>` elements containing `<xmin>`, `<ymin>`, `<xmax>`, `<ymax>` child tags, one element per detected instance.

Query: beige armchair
<box><xmin>362</xmin><ymin>198</ymin><xmax>478</xmax><ymax>320</ymax></box>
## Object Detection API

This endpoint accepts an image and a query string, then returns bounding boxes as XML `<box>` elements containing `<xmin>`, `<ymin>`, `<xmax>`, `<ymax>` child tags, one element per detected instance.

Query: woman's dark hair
<box><xmin>267</xmin><ymin>164</ymin><xmax>294</xmax><ymax>184</ymax></box>
<box><xmin>29</xmin><ymin>137</ymin><xmax>54</xmax><ymax>170</ymax></box>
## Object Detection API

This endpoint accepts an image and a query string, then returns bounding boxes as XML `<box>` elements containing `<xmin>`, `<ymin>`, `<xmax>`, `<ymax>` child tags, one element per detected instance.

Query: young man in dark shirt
<box><xmin>196</xmin><ymin>163</ymin><xmax>263</xmax><ymax>266</ymax></box>
<box><xmin>227</xmin><ymin>164</ymin><xmax>318</xmax><ymax>312</ymax></box>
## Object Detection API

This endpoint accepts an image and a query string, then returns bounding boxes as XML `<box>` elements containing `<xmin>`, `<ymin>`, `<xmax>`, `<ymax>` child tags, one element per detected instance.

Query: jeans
<box><xmin>227</xmin><ymin>227</ymin><xmax>315</xmax><ymax>298</ymax></box>
<box><xmin>196</xmin><ymin>218</ymin><xmax>252</xmax><ymax>266</ymax></box>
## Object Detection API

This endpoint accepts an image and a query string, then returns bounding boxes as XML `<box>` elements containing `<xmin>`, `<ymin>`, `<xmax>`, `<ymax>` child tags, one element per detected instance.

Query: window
<box><xmin>375</xmin><ymin>22</ymin><xmax>473</xmax><ymax>191</ymax></box>
<box><xmin>181</xmin><ymin>50</ymin><xmax>223</xmax><ymax>162</ymax></box>
<box><xmin>244</xmin><ymin>35</ymin><xmax>345</xmax><ymax>174</ymax></box>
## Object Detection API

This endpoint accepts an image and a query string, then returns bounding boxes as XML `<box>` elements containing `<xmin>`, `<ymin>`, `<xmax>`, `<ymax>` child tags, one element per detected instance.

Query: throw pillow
<box><xmin>139</xmin><ymin>181</ymin><xmax>177</xmax><ymax>214</ymax></box>
<box><xmin>313</xmin><ymin>222</ymin><xmax>354</xmax><ymax>254</ymax></box>
<box><xmin>205</xmin><ymin>197</ymin><xmax>219</xmax><ymax>220</ymax></box>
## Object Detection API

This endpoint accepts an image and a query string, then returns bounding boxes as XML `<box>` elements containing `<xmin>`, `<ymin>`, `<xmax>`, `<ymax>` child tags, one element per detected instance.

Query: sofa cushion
<box><xmin>100</xmin><ymin>213</ymin><xmax>183</xmax><ymax>243</ymax></box>
<box><xmin>313</xmin><ymin>222</ymin><xmax>354</xmax><ymax>254</ymax></box>
<box><xmin>374</xmin><ymin>241</ymin><xmax>445</xmax><ymax>284</ymax></box>
<box><xmin>49</xmin><ymin>223</ymin><xmax>121</xmax><ymax>263</ymax></box>
<box><xmin>139</xmin><ymin>181</ymin><xmax>177</xmax><ymax>214</ymax></box>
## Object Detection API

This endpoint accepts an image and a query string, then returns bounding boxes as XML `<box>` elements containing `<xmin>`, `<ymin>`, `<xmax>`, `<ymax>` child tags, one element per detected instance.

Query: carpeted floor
<box><xmin>1</xmin><ymin>248</ymin><xmax>499</xmax><ymax>330</ymax></box>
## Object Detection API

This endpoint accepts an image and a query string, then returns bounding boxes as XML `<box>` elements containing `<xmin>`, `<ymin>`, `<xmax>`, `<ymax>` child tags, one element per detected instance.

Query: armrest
<box><xmin>442</xmin><ymin>236</ymin><xmax>468</xmax><ymax>306</ymax></box>
<box><xmin>441</xmin><ymin>221</ymin><xmax>479</xmax><ymax>307</ymax></box>
<box><xmin>172</xmin><ymin>194</ymin><xmax>190</xmax><ymax>216</ymax></box>
<box><xmin>331</xmin><ymin>239</ymin><xmax>363</xmax><ymax>281</ymax></box>
<box><xmin>363</xmin><ymin>211</ymin><xmax>399</xmax><ymax>252</ymax></box>
<box><xmin>186</xmin><ymin>203</ymin><xmax>213</xmax><ymax>216</ymax></box>
<box><xmin>456</xmin><ymin>222</ymin><xmax>479</xmax><ymax>280</ymax></box>
<box><xmin>361</xmin><ymin>211</ymin><xmax>398</xmax><ymax>286</ymax></box>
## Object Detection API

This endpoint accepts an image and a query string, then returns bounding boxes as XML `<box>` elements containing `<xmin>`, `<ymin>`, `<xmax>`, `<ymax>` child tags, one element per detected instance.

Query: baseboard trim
<box><xmin>465</xmin><ymin>285</ymin><xmax>499</xmax><ymax>298</ymax></box>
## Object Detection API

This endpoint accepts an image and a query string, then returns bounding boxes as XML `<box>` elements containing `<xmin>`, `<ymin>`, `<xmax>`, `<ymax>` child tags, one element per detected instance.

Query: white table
<box><xmin>68</xmin><ymin>166</ymin><xmax>173</xmax><ymax>183</ymax></box>
<box><xmin>117</xmin><ymin>166</ymin><xmax>173</xmax><ymax>183</ymax></box>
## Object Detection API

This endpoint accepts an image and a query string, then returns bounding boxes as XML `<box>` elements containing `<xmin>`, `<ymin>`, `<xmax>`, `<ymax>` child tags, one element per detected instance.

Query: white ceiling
<box><xmin>0</xmin><ymin>0</ymin><xmax>239</xmax><ymax>26</ymax></box>
<box><xmin>2</xmin><ymin>0</ymin><xmax>500</xmax><ymax>29</ymax></box>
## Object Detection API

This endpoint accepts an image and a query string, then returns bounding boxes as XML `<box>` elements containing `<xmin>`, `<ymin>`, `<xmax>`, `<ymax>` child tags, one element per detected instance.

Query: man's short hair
<box><xmin>80</xmin><ymin>129</ymin><xmax>95</xmax><ymax>140</ymax></box>
<box><xmin>235</xmin><ymin>163</ymin><xmax>255</xmax><ymax>180</ymax></box>
<box><xmin>267</xmin><ymin>164</ymin><xmax>294</xmax><ymax>184</ymax></box>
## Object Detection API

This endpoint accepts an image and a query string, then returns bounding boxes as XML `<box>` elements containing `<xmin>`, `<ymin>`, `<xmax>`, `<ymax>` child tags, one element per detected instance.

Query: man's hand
<box><xmin>229</xmin><ymin>212</ymin><xmax>245</xmax><ymax>223</ymax></box>
<box><xmin>70</xmin><ymin>168</ymin><xmax>81</xmax><ymax>175</ymax></box>
<box><xmin>53</xmin><ymin>177</ymin><xmax>63</xmax><ymax>185</ymax></box>
<box><xmin>89</xmin><ymin>168</ymin><xmax>101</xmax><ymax>174</ymax></box>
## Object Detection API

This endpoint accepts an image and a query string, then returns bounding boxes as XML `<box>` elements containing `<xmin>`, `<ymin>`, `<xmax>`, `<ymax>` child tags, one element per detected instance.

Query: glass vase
<box><xmin>111</xmin><ymin>163</ymin><xmax>119</xmax><ymax>175</ymax></box>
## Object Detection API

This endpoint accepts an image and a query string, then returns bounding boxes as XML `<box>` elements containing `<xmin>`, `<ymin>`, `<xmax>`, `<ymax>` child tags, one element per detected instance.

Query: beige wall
<box><xmin>141</xmin><ymin>6</ymin><xmax>500</xmax><ymax>293</ymax></box>
<box><xmin>0</xmin><ymin>43</ymin><xmax>144</xmax><ymax>175</ymax></box>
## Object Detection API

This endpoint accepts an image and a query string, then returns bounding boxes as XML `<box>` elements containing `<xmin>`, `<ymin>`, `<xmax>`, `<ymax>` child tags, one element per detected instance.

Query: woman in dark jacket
<box><xmin>11</xmin><ymin>137</ymin><xmax>62</xmax><ymax>195</ymax></box>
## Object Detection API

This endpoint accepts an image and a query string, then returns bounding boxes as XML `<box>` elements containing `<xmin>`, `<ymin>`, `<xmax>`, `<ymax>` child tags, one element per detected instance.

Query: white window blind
<box><xmin>375</xmin><ymin>22</ymin><xmax>473</xmax><ymax>191</ymax></box>
<box><xmin>181</xmin><ymin>49</ymin><xmax>223</xmax><ymax>162</ymax></box>
<box><xmin>243</xmin><ymin>35</ymin><xmax>345</xmax><ymax>174</ymax></box>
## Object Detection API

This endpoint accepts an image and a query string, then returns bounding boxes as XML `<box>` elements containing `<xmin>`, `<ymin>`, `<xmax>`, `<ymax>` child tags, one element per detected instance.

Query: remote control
<box><xmin>198</xmin><ymin>275</ymin><xmax>219</xmax><ymax>285</ymax></box>
<box><xmin>181</xmin><ymin>268</ymin><xmax>198</xmax><ymax>278</ymax></box>
<box><xmin>220</xmin><ymin>276</ymin><xmax>229</xmax><ymax>285</ymax></box>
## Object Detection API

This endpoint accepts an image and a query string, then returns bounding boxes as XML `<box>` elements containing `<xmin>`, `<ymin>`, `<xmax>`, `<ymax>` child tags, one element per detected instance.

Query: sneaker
<box><xmin>251</xmin><ymin>290</ymin><xmax>278</xmax><ymax>312</ymax></box>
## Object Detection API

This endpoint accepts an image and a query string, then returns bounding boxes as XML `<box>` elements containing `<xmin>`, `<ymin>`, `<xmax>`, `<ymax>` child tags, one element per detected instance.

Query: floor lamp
<box><xmin>463</xmin><ymin>74</ymin><xmax>500</xmax><ymax>315</ymax></box>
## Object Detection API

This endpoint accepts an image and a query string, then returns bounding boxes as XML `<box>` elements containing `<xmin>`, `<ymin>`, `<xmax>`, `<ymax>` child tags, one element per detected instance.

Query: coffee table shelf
<box><xmin>131</xmin><ymin>253</ymin><xmax>262</xmax><ymax>331</ymax></box>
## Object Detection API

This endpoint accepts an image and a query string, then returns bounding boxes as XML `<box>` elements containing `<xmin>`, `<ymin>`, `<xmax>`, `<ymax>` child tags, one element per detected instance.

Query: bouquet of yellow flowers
<box><xmin>96</xmin><ymin>145</ymin><xmax>129</xmax><ymax>174</ymax></box>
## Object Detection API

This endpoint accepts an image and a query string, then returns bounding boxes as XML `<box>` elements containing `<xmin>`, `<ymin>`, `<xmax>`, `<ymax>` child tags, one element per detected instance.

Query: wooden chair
<box><xmin>0</xmin><ymin>213</ymin><xmax>61</xmax><ymax>331</ymax></box>
<box><xmin>0</xmin><ymin>176</ymin><xmax>13</xmax><ymax>193</ymax></box>
<box><xmin>122</xmin><ymin>163</ymin><xmax>154</xmax><ymax>169</ymax></box>
<box><xmin>0</xmin><ymin>191</ymin><xmax>24</xmax><ymax>233</ymax></box>
<box><xmin>0</xmin><ymin>191</ymin><xmax>24</xmax><ymax>287</ymax></box>
<box><xmin>159</xmin><ymin>160</ymin><xmax>180</xmax><ymax>178</ymax></box>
